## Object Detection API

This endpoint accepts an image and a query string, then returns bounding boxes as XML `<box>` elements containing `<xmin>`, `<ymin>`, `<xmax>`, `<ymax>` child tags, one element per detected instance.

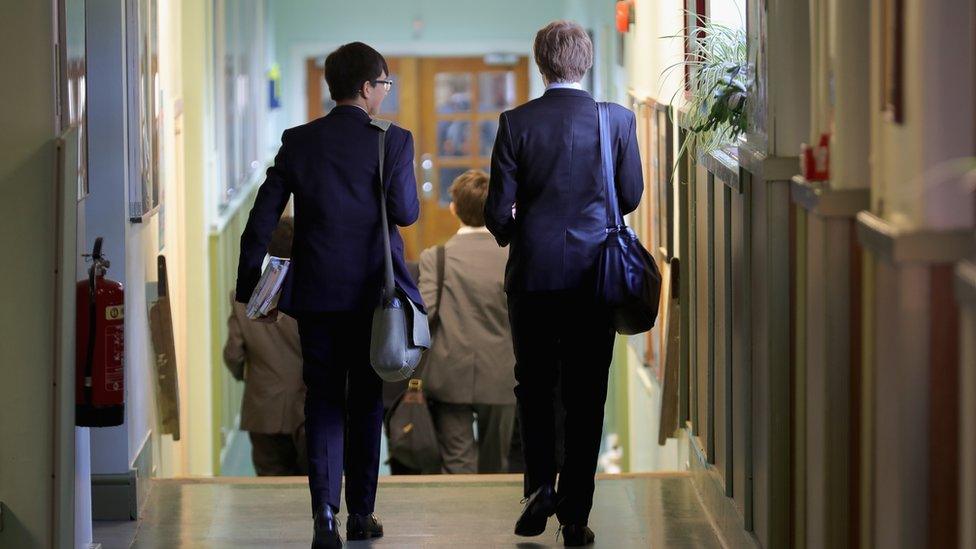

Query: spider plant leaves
<box><xmin>662</xmin><ymin>11</ymin><xmax>748</xmax><ymax>170</ymax></box>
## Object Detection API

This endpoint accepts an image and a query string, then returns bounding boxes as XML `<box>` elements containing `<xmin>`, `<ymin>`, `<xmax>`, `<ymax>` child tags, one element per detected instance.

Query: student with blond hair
<box><xmin>486</xmin><ymin>20</ymin><xmax>644</xmax><ymax>546</ymax></box>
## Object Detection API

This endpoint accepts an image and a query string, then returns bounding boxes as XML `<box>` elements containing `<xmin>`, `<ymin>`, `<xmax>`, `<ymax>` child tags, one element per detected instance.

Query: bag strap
<box><xmin>411</xmin><ymin>244</ymin><xmax>445</xmax><ymax>383</ymax></box>
<box><xmin>597</xmin><ymin>103</ymin><xmax>623</xmax><ymax>229</ymax></box>
<box><xmin>430</xmin><ymin>244</ymin><xmax>446</xmax><ymax>330</ymax></box>
<box><xmin>370</xmin><ymin>118</ymin><xmax>396</xmax><ymax>297</ymax></box>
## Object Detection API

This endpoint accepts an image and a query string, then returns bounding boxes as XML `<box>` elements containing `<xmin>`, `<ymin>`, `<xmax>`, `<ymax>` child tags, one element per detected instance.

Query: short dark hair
<box><xmin>449</xmin><ymin>170</ymin><xmax>489</xmax><ymax>227</ymax></box>
<box><xmin>534</xmin><ymin>21</ymin><xmax>593</xmax><ymax>84</ymax></box>
<box><xmin>268</xmin><ymin>216</ymin><xmax>294</xmax><ymax>258</ymax></box>
<box><xmin>324</xmin><ymin>42</ymin><xmax>389</xmax><ymax>101</ymax></box>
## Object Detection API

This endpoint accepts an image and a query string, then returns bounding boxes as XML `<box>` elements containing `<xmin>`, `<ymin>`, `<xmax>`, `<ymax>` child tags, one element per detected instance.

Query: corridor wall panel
<box><xmin>695</xmin><ymin>164</ymin><xmax>713</xmax><ymax>455</ymax></box>
<box><xmin>748</xmin><ymin>177</ymin><xmax>793</xmax><ymax>549</ymax></box>
<box><xmin>957</xmin><ymin>261</ymin><xmax>976</xmax><ymax>549</ymax></box>
<box><xmin>731</xmin><ymin>174</ymin><xmax>753</xmax><ymax>529</ymax></box>
<box><xmin>688</xmin><ymin>154</ymin><xmax>700</xmax><ymax>435</ymax></box>
<box><xmin>677</xmin><ymin>128</ymin><xmax>692</xmax><ymax>426</ymax></box>
<box><xmin>713</xmin><ymin>178</ymin><xmax>730</xmax><ymax>491</ymax></box>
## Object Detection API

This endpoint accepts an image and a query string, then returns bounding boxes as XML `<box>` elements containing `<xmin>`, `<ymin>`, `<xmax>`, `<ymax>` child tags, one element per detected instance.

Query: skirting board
<box><xmin>680</xmin><ymin>428</ymin><xmax>761</xmax><ymax>549</ymax></box>
<box><xmin>91</xmin><ymin>433</ymin><xmax>153</xmax><ymax>520</ymax></box>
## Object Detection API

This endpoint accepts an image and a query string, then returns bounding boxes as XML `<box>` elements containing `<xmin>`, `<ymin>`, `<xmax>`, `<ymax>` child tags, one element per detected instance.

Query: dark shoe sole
<box><xmin>563</xmin><ymin>535</ymin><xmax>595</xmax><ymax>547</ymax></box>
<box><xmin>346</xmin><ymin>529</ymin><xmax>384</xmax><ymax>541</ymax></box>
<box><xmin>311</xmin><ymin>535</ymin><xmax>342</xmax><ymax>549</ymax></box>
<box><xmin>561</xmin><ymin>527</ymin><xmax>595</xmax><ymax>547</ymax></box>
<box><xmin>514</xmin><ymin>498</ymin><xmax>557</xmax><ymax>537</ymax></box>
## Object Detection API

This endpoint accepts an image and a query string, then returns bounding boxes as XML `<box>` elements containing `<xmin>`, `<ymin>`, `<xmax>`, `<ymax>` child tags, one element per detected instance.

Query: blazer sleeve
<box><xmin>615</xmin><ymin>109</ymin><xmax>644</xmax><ymax>215</ymax></box>
<box><xmin>385</xmin><ymin>129</ymin><xmax>420</xmax><ymax>227</ymax></box>
<box><xmin>234</xmin><ymin>130</ymin><xmax>293</xmax><ymax>303</ymax></box>
<box><xmin>222</xmin><ymin>296</ymin><xmax>246</xmax><ymax>382</ymax></box>
<box><xmin>417</xmin><ymin>247</ymin><xmax>439</xmax><ymax>320</ymax></box>
<box><xmin>486</xmin><ymin>112</ymin><xmax>517</xmax><ymax>247</ymax></box>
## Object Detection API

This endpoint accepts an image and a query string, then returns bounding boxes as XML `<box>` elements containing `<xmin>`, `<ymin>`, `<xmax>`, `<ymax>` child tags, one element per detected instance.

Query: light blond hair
<box><xmin>533</xmin><ymin>20</ymin><xmax>593</xmax><ymax>84</ymax></box>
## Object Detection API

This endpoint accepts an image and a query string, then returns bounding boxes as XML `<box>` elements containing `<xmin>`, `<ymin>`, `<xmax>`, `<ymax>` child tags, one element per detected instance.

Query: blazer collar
<box><xmin>329</xmin><ymin>104</ymin><xmax>372</xmax><ymax>119</ymax></box>
<box><xmin>450</xmin><ymin>230</ymin><xmax>495</xmax><ymax>244</ymax></box>
<box><xmin>542</xmin><ymin>87</ymin><xmax>593</xmax><ymax>99</ymax></box>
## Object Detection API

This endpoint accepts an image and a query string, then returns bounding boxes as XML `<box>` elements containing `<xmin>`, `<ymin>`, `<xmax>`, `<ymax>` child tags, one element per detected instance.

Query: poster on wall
<box><xmin>127</xmin><ymin>0</ymin><xmax>162</xmax><ymax>221</ymax></box>
<box><xmin>59</xmin><ymin>0</ymin><xmax>88</xmax><ymax>200</ymax></box>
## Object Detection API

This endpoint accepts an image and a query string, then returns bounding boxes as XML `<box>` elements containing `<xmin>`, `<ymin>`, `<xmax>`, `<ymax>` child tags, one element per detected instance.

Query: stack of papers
<box><xmin>245</xmin><ymin>256</ymin><xmax>291</xmax><ymax>319</ymax></box>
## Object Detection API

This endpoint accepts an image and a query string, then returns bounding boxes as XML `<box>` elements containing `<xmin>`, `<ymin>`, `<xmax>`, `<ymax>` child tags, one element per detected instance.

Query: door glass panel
<box><xmin>478</xmin><ymin>71</ymin><xmax>516</xmax><ymax>112</ymax></box>
<box><xmin>437</xmin><ymin>120</ymin><xmax>471</xmax><ymax>157</ymax></box>
<box><xmin>435</xmin><ymin>73</ymin><xmax>473</xmax><ymax>113</ymax></box>
<box><xmin>439</xmin><ymin>167</ymin><xmax>470</xmax><ymax>205</ymax></box>
<box><xmin>479</xmin><ymin>119</ymin><xmax>499</xmax><ymax>156</ymax></box>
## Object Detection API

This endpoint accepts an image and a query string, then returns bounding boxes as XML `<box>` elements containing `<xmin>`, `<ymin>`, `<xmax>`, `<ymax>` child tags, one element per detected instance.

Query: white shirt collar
<box><xmin>546</xmin><ymin>81</ymin><xmax>584</xmax><ymax>91</ymax></box>
<box><xmin>457</xmin><ymin>225</ymin><xmax>492</xmax><ymax>236</ymax></box>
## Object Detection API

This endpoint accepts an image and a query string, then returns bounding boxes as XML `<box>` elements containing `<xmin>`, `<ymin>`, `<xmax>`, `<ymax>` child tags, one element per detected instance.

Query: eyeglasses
<box><xmin>372</xmin><ymin>79</ymin><xmax>394</xmax><ymax>91</ymax></box>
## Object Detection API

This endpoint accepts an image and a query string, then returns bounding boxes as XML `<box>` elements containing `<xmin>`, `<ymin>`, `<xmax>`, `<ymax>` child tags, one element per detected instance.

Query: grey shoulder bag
<box><xmin>368</xmin><ymin>119</ymin><xmax>430</xmax><ymax>381</ymax></box>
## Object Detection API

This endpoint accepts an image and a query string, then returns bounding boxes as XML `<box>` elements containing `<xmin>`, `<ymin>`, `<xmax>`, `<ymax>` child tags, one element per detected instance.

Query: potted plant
<box><xmin>663</xmin><ymin>14</ymin><xmax>748</xmax><ymax>160</ymax></box>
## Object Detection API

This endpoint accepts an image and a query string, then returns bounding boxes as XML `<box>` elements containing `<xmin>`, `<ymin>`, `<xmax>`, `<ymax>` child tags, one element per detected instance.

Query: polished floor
<box><xmin>106</xmin><ymin>473</ymin><xmax>722</xmax><ymax>548</ymax></box>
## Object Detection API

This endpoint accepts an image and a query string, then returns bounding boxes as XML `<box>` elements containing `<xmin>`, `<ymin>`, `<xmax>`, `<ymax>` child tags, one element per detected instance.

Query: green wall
<box><xmin>269</xmin><ymin>0</ymin><xmax>599</xmax><ymax>137</ymax></box>
<box><xmin>209</xmin><ymin>191</ymin><xmax>257</xmax><ymax>474</ymax></box>
<box><xmin>0</xmin><ymin>2</ymin><xmax>61</xmax><ymax>546</ymax></box>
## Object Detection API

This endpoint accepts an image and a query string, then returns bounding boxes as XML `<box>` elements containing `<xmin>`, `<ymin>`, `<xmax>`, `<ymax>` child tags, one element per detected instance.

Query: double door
<box><xmin>307</xmin><ymin>55</ymin><xmax>529</xmax><ymax>259</ymax></box>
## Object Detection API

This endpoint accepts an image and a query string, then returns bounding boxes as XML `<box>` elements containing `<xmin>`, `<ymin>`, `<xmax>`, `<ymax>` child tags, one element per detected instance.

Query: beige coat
<box><xmin>418</xmin><ymin>231</ymin><xmax>516</xmax><ymax>405</ymax></box>
<box><xmin>223</xmin><ymin>294</ymin><xmax>305</xmax><ymax>434</ymax></box>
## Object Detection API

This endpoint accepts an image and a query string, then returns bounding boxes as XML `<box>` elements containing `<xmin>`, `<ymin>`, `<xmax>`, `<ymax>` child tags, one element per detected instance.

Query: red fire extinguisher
<box><xmin>76</xmin><ymin>237</ymin><xmax>125</xmax><ymax>427</ymax></box>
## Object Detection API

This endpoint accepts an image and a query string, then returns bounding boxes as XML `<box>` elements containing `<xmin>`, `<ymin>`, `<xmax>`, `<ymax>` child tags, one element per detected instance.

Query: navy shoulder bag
<box><xmin>594</xmin><ymin>103</ymin><xmax>662</xmax><ymax>335</ymax></box>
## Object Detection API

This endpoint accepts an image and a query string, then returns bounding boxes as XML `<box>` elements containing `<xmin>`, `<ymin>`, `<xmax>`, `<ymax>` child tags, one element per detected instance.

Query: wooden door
<box><xmin>414</xmin><ymin>57</ymin><xmax>529</xmax><ymax>256</ymax></box>
<box><xmin>304</xmin><ymin>55</ymin><xmax>529</xmax><ymax>259</ymax></box>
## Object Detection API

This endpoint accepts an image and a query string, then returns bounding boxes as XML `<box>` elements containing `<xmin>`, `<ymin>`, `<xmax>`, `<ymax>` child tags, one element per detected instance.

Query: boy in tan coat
<box><xmin>224</xmin><ymin>217</ymin><xmax>307</xmax><ymax>475</ymax></box>
<box><xmin>419</xmin><ymin>170</ymin><xmax>517</xmax><ymax>473</ymax></box>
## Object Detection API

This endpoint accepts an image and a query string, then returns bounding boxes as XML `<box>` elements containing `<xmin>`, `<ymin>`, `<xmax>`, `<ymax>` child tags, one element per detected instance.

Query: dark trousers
<box><xmin>508</xmin><ymin>290</ymin><xmax>614</xmax><ymax>525</ymax></box>
<box><xmin>430</xmin><ymin>401</ymin><xmax>516</xmax><ymax>474</ymax></box>
<box><xmin>297</xmin><ymin>311</ymin><xmax>383</xmax><ymax>516</ymax></box>
<box><xmin>249</xmin><ymin>431</ymin><xmax>308</xmax><ymax>476</ymax></box>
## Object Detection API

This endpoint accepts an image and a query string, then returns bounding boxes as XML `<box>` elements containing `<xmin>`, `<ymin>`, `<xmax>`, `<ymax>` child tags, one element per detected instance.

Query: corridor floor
<box><xmin>121</xmin><ymin>473</ymin><xmax>723</xmax><ymax>548</ymax></box>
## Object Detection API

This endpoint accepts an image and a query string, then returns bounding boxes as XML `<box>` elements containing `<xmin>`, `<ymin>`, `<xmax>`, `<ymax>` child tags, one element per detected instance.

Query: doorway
<box><xmin>306</xmin><ymin>55</ymin><xmax>530</xmax><ymax>259</ymax></box>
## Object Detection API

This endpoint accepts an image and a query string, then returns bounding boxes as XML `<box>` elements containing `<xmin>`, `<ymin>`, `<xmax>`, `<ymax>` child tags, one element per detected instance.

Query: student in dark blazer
<box><xmin>235</xmin><ymin>42</ymin><xmax>418</xmax><ymax>549</ymax></box>
<box><xmin>485</xmin><ymin>21</ymin><xmax>643</xmax><ymax>547</ymax></box>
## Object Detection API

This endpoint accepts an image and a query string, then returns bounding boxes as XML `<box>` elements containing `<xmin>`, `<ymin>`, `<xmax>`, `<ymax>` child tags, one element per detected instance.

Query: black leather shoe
<box><xmin>560</xmin><ymin>524</ymin><xmax>595</xmax><ymax>546</ymax></box>
<box><xmin>514</xmin><ymin>485</ymin><xmax>557</xmax><ymax>537</ymax></box>
<box><xmin>346</xmin><ymin>513</ymin><xmax>384</xmax><ymax>541</ymax></box>
<box><xmin>312</xmin><ymin>506</ymin><xmax>342</xmax><ymax>549</ymax></box>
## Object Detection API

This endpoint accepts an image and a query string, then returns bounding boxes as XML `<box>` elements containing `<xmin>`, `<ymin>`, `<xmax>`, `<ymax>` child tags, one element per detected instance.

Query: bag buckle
<box><xmin>408</xmin><ymin>379</ymin><xmax>423</xmax><ymax>390</ymax></box>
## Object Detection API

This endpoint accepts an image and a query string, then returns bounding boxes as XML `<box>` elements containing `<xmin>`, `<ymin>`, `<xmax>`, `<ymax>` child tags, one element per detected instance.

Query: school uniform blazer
<box><xmin>222</xmin><ymin>293</ymin><xmax>305</xmax><ymax>435</ymax></box>
<box><xmin>484</xmin><ymin>88</ymin><xmax>644</xmax><ymax>293</ymax></box>
<box><xmin>417</xmin><ymin>231</ymin><xmax>516</xmax><ymax>406</ymax></box>
<box><xmin>235</xmin><ymin>105</ymin><xmax>423</xmax><ymax>314</ymax></box>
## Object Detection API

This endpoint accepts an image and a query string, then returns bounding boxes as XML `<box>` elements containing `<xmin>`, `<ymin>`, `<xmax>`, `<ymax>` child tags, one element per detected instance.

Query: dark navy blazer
<box><xmin>485</xmin><ymin>88</ymin><xmax>644</xmax><ymax>293</ymax></box>
<box><xmin>235</xmin><ymin>105</ymin><xmax>422</xmax><ymax>314</ymax></box>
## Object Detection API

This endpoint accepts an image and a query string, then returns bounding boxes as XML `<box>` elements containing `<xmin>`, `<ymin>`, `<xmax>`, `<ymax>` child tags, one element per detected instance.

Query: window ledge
<box><xmin>697</xmin><ymin>147</ymin><xmax>741</xmax><ymax>192</ymax></box>
<box><xmin>855</xmin><ymin>211</ymin><xmax>975</xmax><ymax>264</ymax></box>
<box><xmin>954</xmin><ymin>260</ymin><xmax>976</xmax><ymax>304</ymax></box>
<box><xmin>737</xmin><ymin>141</ymin><xmax>798</xmax><ymax>182</ymax></box>
<box><xmin>209</xmin><ymin>159</ymin><xmax>272</xmax><ymax>235</ymax></box>
<box><xmin>790</xmin><ymin>176</ymin><xmax>869</xmax><ymax>218</ymax></box>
